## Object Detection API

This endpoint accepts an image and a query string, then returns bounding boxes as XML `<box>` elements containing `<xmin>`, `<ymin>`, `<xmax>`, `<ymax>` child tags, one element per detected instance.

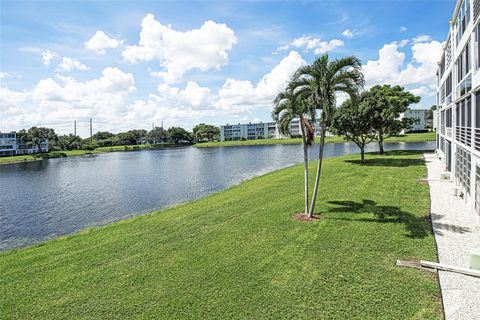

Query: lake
<box><xmin>0</xmin><ymin>141</ymin><xmax>434</xmax><ymax>250</ymax></box>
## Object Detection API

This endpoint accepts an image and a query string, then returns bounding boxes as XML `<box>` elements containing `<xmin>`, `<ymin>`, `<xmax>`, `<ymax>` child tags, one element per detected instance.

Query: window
<box><xmin>476</xmin><ymin>0</ymin><xmax>480</xmax><ymax>22</ymax></box>
<box><xmin>476</xmin><ymin>24</ymin><xmax>480</xmax><ymax>69</ymax></box>
<box><xmin>446</xmin><ymin>72</ymin><xmax>453</xmax><ymax>104</ymax></box>
<box><xmin>456</xmin><ymin>95</ymin><xmax>473</xmax><ymax>146</ymax></box>
<box><xmin>457</xmin><ymin>40</ymin><xmax>471</xmax><ymax>83</ymax></box>
<box><xmin>476</xmin><ymin>166</ymin><xmax>480</xmax><ymax>216</ymax></box>
<box><xmin>456</xmin><ymin>0</ymin><xmax>471</xmax><ymax>46</ymax></box>
<box><xmin>475</xmin><ymin>91</ymin><xmax>480</xmax><ymax>151</ymax></box>
<box><xmin>446</xmin><ymin>40</ymin><xmax>453</xmax><ymax>68</ymax></box>
<box><xmin>446</xmin><ymin>108</ymin><xmax>453</xmax><ymax>128</ymax></box>
<box><xmin>455</xmin><ymin>146</ymin><xmax>471</xmax><ymax>195</ymax></box>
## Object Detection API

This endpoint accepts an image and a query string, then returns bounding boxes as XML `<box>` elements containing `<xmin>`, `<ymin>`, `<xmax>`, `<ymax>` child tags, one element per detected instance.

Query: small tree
<box><xmin>27</xmin><ymin>127</ymin><xmax>57</xmax><ymax>153</ymax></box>
<box><xmin>147</xmin><ymin>127</ymin><xmax>168</xmax><ymax>144</ymax></box>
<box><xmin>367</xmin><ymin>85</ymin><xmax>420</xmax><ymax>154</ymax></box>
<box><xmin>193</xmin><ymin>124</ymin><xmax>220</xmax><ymax>142</ymax></box>
<box><xmin>332</xmin><ymin>95</ymin><xmax>376</xmax><ymax>163</ymax></box>
<box><xmin>57</xmin><ymin>134</ymin><xmax>83</xmax><ymax>150</ymax></box>
<box><xmin>291</xmin><ymin>54</ymin><xmax>364</xmax><ymax>216</ymax></box>
<box><xmin>167</xmin><ymin>127</ymin><xmax>193</xmax><ymax>144</ymax></box>
<box><xmin>272</xmin><ymin>87</ymin><xmax>315</xmax><ymax>216</ymax></box>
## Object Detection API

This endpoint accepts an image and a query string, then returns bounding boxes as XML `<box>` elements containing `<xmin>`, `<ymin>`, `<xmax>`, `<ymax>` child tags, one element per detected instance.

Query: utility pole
<box><xmin>152</xmin><ymin>122</ymin><xmax>154</xmax><ymax>130</ymax></box>
<box><xmin>74</xmin><ymin>120</ymin><xmax>77</xmax><ymax>136</ymax></box>
<box><xmin>161</xmin><ymin>121</ymin><xmax>164</xmax><ymax>130</ymax></box>
<box><xmin>89</xmin><ymin>118</ymin><xmax>93</xmax><ymax>143</ymax></box>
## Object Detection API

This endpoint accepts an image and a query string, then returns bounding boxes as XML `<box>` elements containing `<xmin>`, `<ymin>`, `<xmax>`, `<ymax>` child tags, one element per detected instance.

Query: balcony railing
<box><xmin>475</xmin><ymin>128</ymin><xmax>480</xmax><ymax>152</ymax></box>
<box><xmin>455</xmin><ymin>126</ymin><xmax>472</xmax><ymax>147</ymax></box>
<box><xmin>446</xmin><ymin>127</ymin><xmax>453</xmax><ymax>137</ymax></box>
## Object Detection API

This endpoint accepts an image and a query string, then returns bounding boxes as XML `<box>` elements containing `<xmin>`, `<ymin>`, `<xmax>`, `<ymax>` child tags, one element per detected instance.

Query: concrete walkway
<box><xmin>424</xmin><ymin>153</ymin><xmax>480</xmax><ymax>320</ymax></box>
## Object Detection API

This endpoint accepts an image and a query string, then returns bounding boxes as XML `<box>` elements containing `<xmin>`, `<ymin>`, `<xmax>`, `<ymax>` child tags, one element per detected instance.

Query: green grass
<box><xmin>195</xmin><ymin>132</ymin><xmax>436</xmax><ymax>148</ymax></box>
<box><xmin>0</xmin><ymin>151</ymin><xmax>440</xmax><ymax>319</ymax></box>
<box><xmin>0</xmin><ymin>144</ymin><xmax>173</xmax><ymax>165</ymax></box>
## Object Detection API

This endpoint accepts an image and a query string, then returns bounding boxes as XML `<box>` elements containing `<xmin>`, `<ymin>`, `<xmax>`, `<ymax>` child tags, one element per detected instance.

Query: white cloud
<box><xmin>85</xmin><ymin>30</ymin><xmax>122</xmax><ymax>55</ymax></box>
<box><xmin>342</xmin><ymin>29</ymin><xmax>354</xmax><ymax>38</ymax></box>
<box><xmin>122</xmin><ymin>13</ymin><xmax>237</xmax><ymax>83</ymax></box>
<box><xmin>41</xmin><ymin>50</ymin><xmax>58</xmax><ymax>66</ymax></box>
<box><xmin>56</xmin><ymin>57</ymin><xmax>90</xmax><ymax>72</ymax></box>
<box><xmin>0</xmin><ymin>67</ymin><xmax>136</xmax><ymax>133</ymax></box>
<box><xmin>413</xmin><ymin>35</ymin><xmax>432</xmax><ymax>43</ymax></box>
<box><xmin>0</xmin><ymin>72</ymin><xmax>12</xmax><ymax>78</ymax></box>
<box><xmin>125</xmin><ymin>50</ymin><xmax>306</xmax><ymax>126</ymax></box>
<box><xmin>1</xmin><ymin>51</ymin><xmax>306</xmax><ymax>133</ymax></box>
<box><xmin>125</xmin><ymin>81</ymin><xmax>214</xmax><ymax>124</ymax></box>
<box><xmin>0</xmin><ymin>87</ymin><xmax>29</xmax><ymax>117</ymax></box>
<box><xmin>409</xmin><ymin>85</ymin><xmax>436</xmax><ymax>97</ymax></box>
<box><xmin>363</xmin><ymin>43</ymin><xmax>405</xmax><ymax>86</ymax></box>
<box><xmin>278</xmin><ymin>35</ymin><xmax>344</xmax><ymax>55</ymax></box>
<box><xmin>363</xmin><ymin>37</ymin><xmax>442</xmax><ymax>104</ymax></box>
<box><xmin>216</xmin><ymin>50</ymin><xmax>307</xmax><ymax>111</ymax></box>
<box><xmin>400</xmin><ymin>26</ymin><xmax>407</xmax><ymax>32</ymax></box>
<box><xmin>31</xmin><ymin>67</ymin><xmax>135</xmax><ymax>112</ymax></box>
<box><xmin>314</xmin><ymin>39</ymin><xmax>344</xmax><ymax>55</ymax></box>
<box><xmin>256</xmin><ymin>50</ymin><xmax>306</xmax><ymax>100</ymax></box>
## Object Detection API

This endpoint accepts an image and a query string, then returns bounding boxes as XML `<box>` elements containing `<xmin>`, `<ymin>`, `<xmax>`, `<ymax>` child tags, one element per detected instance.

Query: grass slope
<box><xmin>195</xmin><ymin>132</ymin><xmax>436</xmax><ymax>148</ymax></box>
<box><xmin>0</xmin><ymin>151</ymin><xmax>440</xmax><ymax>319</ymax></box>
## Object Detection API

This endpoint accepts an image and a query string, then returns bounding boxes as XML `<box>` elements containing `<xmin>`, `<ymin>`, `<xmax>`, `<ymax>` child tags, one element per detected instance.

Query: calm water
<box><xmin>0</xmin><ymin>141</ymin><xmax>434</xmax><ymax>250</ymax></box>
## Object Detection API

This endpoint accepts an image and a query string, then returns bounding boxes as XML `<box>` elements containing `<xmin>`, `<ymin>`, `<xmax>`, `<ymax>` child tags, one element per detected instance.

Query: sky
<box><xmin>0</xmin><ymin>0</ymin><xmax>454</xmax><ymax>137</ymax></box>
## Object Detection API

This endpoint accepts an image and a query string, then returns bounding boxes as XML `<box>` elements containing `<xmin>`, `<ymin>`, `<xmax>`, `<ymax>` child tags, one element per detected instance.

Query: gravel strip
<box><xmin>424</xmin><ymin>153</ymin><xmax>480</xmax><ymax>320</ymax></box>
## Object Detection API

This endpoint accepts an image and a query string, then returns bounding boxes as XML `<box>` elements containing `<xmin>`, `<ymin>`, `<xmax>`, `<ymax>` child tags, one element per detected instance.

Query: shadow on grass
<box><xmin>345</xmin><ymin>150</ymin><xmax>426</xmax><ymax>167</ymax></box>
<box><xmin>327</xmin><ymin>199</ymin><xmax>432</xmax><ymax>239</ymax></box>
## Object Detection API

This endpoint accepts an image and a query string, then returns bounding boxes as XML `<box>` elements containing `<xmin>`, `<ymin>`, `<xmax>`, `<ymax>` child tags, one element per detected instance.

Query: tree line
<box><xmin>15</xmin><ymin>123</ymin><xmax>220</xmax><ymax>152</ymax></box>
<box><xmin>272</xmin><ymin>54</ymin><xmax>421</xmax><ymax>219</ymax></box>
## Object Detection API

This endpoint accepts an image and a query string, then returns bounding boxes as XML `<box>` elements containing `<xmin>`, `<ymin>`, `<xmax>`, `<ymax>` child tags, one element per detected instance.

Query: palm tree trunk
<box><xmin>300</xmin><ymin>119</ymin><xmax>309</xmax><ymax>216</ymax></box>
<box><xmin>308</xmin><ymin>118</ymin><xmax>327</xmax><ymax>217</ymax></box>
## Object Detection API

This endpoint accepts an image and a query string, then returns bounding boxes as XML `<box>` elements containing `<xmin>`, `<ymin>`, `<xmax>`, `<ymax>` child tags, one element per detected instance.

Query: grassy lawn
<box><xmin>195</xmin><ymin>132</ymin><xmax>436</xmax><ymax>148</ymax></box>
<box><xmin>0</xmin><ymin>151</ymin><xmax>440</xmax><ymax>319</ymax></box>
<box><xmin>0</xmin><ymin>144</ymin><xmax>174</xmax><ymax>165</ymax></box>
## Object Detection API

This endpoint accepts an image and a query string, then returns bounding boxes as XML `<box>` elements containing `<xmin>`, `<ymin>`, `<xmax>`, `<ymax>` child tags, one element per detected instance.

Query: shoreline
<box><xmin>0</xmin><ymin>143</ymin><xmax>192</xmax><ymax>166</ymax></box>
<box><xmin>0</xmin><ymin>133</ymin><xmax>435</xmax><ymax>165</ymax></box>
<box><xmin>194</xmin><ymin>132</ymin><xmax>435</xmax><ymax>148</ymax></box>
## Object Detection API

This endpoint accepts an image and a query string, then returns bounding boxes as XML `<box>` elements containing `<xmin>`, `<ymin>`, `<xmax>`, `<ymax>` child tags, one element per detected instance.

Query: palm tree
<box><xmin>273</xmin><ymin>87</ymin><xmax>315</xmax><ymax>216</ymax></box>
<box><xmin>291</xmin><ymin>54</ymin><xmax>364</xmax><ymax>217</ymax></box>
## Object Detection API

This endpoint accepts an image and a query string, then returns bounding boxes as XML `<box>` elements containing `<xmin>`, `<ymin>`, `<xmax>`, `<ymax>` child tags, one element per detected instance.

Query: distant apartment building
<box><xmin>0</xmin><ymin>132</ymin><xmax>18</xmax><ymax>156</ymax></box>
<box><xmin>0</xmin><ymin>131</ymin><xmax>49</xmax><ymax>156</ymax></box>
<box><xmin>399</xmin><ymin>109</ymin><xmax>428</xmax><ymax>134</ymax></box>
<box><xmin>220</xmin><ymin>119</ymin><xmax>323</xmax><ymax>141</ymax></box>
<box><xmin>435</xmin><ymin>0</ymin><xmax>480</xmax><ymax>217</ymax></box>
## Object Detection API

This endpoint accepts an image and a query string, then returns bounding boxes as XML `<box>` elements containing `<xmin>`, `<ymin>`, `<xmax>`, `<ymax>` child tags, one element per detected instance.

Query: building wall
<box><xmin>0</xmin><ymin>131</ymin><xmax>49</xmax><ymax>156</ymax></box>
<box><xmin>436</xmin><ymin>0</ymin><xmax>480</xmax><ymax>218</ymax></box>
<box><xmin>399</xmin><ymin>109</ymin><xmax>428</xmax><ymax>133</ymax></box>
<box><xmin>0</xmin><ymin>132</ymin><xmax>18</xmax><ymax>156</ymax></box>
<box><xmin>220</xmin><ymin>119</ymin><xmax>325</xmax><ymax>141</ymax></box>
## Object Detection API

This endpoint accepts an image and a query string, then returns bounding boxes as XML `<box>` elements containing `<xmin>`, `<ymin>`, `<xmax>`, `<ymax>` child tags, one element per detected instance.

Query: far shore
<box><xmin>0</xmin><ymin>132</ymin><xmax>435</xmax><ymax>166</ymax></box>
<box><xmin>194</xmin><ymin>132</ymin><xmax>435</xmax><ymax>148</ymax></box>
<box><xmin>0</xmin><ymin>143</ymin><xmax>189</xmax><ymax>166</ymax></box>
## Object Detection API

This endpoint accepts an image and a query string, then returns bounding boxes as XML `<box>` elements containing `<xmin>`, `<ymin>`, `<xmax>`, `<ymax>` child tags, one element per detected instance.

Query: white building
<box><xmin>220</xmin><ymin>119</ymin><xmax>323</xmax><ymax>141</ymax></box>
<box><xmin>0</xmin><ymin>132</ymin><xmax>18</xmax><ymax>156</ymax></box>
<box><xmin>399</xmin><ymin>109</ymin><xmax>428</xmax><ymax>134</ymax></box>
<box><xmin>435</xmin><ymin>0</ymin><xmax>480</xmax><ymax>217</ymax></box>
<box><xmin>0</xmin><ymin>131</ymin><xmax>49</xmax><ymax>156</ymax></box>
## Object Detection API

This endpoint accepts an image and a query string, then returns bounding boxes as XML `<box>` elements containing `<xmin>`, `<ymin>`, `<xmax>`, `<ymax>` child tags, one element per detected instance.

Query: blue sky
<box><xmin>0</xmin><ymin>0</ymin><xmax>454</xmax><ymax>136</ymax></box>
